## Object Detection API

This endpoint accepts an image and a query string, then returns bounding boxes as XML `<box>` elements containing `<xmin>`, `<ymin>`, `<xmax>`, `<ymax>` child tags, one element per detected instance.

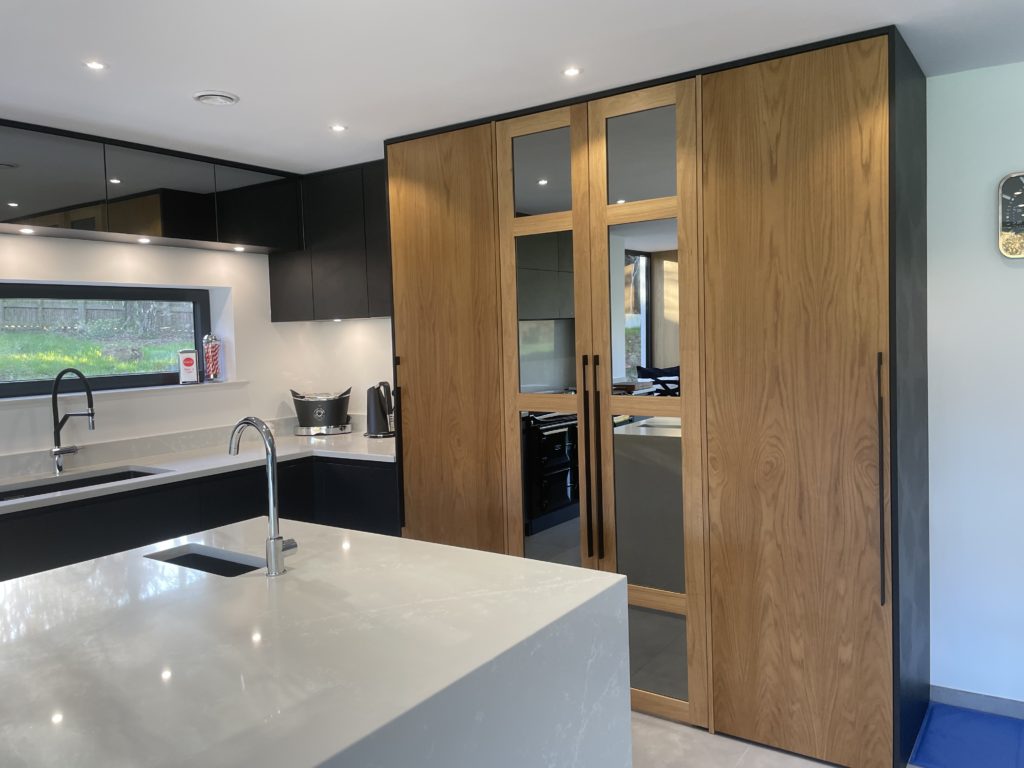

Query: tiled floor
<box><xmin>631</xmin><ymin>713</ymin><xmax>827</xmax><ymax>767</ymax></box>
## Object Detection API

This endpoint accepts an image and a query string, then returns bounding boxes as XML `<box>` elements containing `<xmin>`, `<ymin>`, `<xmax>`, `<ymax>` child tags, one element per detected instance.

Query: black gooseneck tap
<box><xmin>51</xmin><ymin>368</ymin><xmax>96</xmax><ymax>475</ymax></box>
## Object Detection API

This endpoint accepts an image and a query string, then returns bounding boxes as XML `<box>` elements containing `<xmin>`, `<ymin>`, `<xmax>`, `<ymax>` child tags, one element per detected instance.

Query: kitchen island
<box><xmin>0</xmin><ymin>518</ymin><xmax>631</xmax><ymax>767</ymax></box>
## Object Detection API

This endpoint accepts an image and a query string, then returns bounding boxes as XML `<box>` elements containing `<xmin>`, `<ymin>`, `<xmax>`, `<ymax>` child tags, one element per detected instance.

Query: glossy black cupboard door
<box><xmin>362</xmin><ymin>160</ymin><xmax>393</xmax><ymax>317</ymax></box>
<box><xmin>0</xmin><ymin>124</ymin><xmax>107</xmax><ymax>231</ymax></box>
<box><xmin>104</xmin><ymin>144</ymin><xmax>217</xmax><ymax>241</ymax></box>
<box><xmin>306</xmin><ymin>166</ymin><xmax>368</xmax><ymax>319</ymax></box>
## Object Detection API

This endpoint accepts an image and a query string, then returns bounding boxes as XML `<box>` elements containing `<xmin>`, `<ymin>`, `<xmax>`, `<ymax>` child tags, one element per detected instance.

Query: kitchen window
<box><xmin>0</xmin><ymin>284</ymin><xmax>211</xmax><ymax>398</ymax></box>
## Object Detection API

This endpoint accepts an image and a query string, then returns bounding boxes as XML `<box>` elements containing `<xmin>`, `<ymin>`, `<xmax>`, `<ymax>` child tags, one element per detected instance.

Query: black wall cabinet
<box><xmin>0</xmin><ymin>457</ymin><xmax>398</xmax><ymax>582</ymax></box>
<box><xmin>268</xmin><ymin>160</ymin><xmax>392</xmax><ymax>322</ymax></box>
<box><xmin>0</xmin><ymin>119</ymin><xmax>299</xmax><ymax>249</ymax></box>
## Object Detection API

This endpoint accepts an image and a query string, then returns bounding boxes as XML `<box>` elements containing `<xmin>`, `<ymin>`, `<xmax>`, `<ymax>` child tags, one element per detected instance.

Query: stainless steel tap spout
<box><xmin>228</xmin><ymin>416</ymin><xmax>295</xmax><ymax>576</ymax></box>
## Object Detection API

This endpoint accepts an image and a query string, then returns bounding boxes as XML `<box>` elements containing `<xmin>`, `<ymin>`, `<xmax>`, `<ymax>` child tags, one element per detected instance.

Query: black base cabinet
<box><xmin>0</xmin><ymin>457</ymin><xmax>397</xmax><ymax>582</ymax></box>
<box><xmin>309</xmin><ymin>459</ymin><xmax>401</xmax><ymax>536</ymax></box>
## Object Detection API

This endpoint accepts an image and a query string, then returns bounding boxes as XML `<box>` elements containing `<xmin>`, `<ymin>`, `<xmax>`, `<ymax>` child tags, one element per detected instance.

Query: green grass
<box><xmin>0</xmin><ymin>331</ymin><xmax>187</xmax><ymax>382</ymax></box>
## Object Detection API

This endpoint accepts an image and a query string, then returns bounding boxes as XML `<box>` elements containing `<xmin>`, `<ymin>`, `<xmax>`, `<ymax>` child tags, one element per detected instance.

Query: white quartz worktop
<box><xmin>0</xmin><ymin>431</ymin><xmax>395</xmax><ymax>516</ymax></box>
<box><xmin>0</xmin><ymin>519</ymin><xmax>631</xmax><ymax>767</ymax></box>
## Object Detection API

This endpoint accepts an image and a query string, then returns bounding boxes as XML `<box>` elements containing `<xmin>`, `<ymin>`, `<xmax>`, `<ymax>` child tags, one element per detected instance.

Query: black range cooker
<box><xmin>520</xmin><ymin>412</ymin><xmax>579</xmax><ymax>535</ymax></box>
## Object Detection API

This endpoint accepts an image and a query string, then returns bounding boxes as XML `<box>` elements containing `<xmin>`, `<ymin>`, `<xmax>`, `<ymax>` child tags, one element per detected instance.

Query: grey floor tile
<box><xmin>632</xmin><ymin>713</ymin><xmax>748</xmax><ymax>768</ymax></box>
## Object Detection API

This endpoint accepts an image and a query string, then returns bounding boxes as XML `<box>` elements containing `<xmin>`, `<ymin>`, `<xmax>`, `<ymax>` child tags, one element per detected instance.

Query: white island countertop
<box><xmin>0</xmin><ymin>519</ymin><xmax>631</xmax><ymax>767</ymax></box>
<box><xmin>0</xmin><ymin>431</ymin><xmax>395</xmax><ymax>516</ymax></box>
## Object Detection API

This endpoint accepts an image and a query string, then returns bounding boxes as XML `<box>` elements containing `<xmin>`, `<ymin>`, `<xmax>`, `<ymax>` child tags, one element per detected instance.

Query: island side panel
<box><xmin>336</xmin><ymin>578</ymin><xmax>631</xmax><ymax>768</ymax></box>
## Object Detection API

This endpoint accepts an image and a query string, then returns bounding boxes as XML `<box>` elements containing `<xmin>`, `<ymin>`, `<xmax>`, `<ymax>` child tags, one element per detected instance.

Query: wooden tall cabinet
<box><xmin>703</xmin><ymin>38</ymin><xmax>893</xmax><ymax>767</ymax></box>
<box><xmin>386</xmin><ymin>27</ymin><xmax>927</xmax><ymax>768</ymax></box>
<box><xmin>387</xmin><ymin>125</ymin><xmax>507</xmax><ymax>552</ymax></box>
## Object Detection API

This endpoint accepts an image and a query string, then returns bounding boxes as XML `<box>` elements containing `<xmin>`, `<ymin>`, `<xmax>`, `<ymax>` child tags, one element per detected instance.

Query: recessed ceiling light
<box><xmin>109</xmin><ymin>178</ymin><xmax>121</xmax><ymax>184</ymax></box>
<box><xmin>330</xmin><ymin>124</ymin><xmax>347</xmax><ymax>133</ymax></box>
<box><xmin>138</xmin><ymin>237</ymin><xmax>151</xmax><ymax>244</ymax></box>
<box><xmin>563</xmin><ymin>66</ymin><xmax>581</xmax><ymax>77</ymax></box>
<box><xmin>616</xmin><ymin>199</ymin><xmax>626</xmax><ymax>205</ymax></box>
<box><xmin>233</xmin><ymin>246</ymin><xmax>245</xmax><ymax>252</ymax></box>
<box><xmin>193</xmin><ymin>90</ymin><xmax>240</xmax><ymax>106</ymax></box>
<box><xmin>538</xmin><ymin>178</ymin><xmax>548</xmax><ymax>186</ymax></box>
<box><xmin>18</xmin><ymin>227</ymin><xmax>34</xmax><ymax>235</ymax></box>
<box><xmin>333</xmin><ymin>318</ymin><xmax>342</xmax><ymax>322</ymax></box>
<box><xmin>85</xmin><ymin>60</ymin><xmax>105</xmax><ymax>71</ymax></box>
<box><xmin>160</xmin><ymin>668</ymin><xmax>172</xmax><ymax>682</ymax></box>
<box><xmin>6</xmin><ymin>202</ymin><xmax>17</xmax><ymax>207</ymax></box>
<box><xmin>51</xmin><ymin>712</ymin><xmax>64</xmax><ymax>725</ymax></box>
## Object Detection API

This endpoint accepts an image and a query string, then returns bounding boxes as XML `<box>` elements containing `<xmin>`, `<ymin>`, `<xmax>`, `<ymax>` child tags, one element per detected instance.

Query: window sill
<box><xmin>0</xmin><ymin>380</ymin><xmax>249</xmax><ymax>407</ymax></box>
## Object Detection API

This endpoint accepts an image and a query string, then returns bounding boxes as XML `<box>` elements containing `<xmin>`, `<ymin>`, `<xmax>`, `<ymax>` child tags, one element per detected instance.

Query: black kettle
<box><xmin>366</xmin><ymin>381</ymin><xmax>395</xmax><ymax>438</ymax></box>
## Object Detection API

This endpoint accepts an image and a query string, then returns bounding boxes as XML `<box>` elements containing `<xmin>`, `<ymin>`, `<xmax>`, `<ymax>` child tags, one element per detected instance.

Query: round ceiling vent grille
<box><xmin>193</xmin><ymin>90</ymin><xmax>240</xmax><ymax>106</ymax></box>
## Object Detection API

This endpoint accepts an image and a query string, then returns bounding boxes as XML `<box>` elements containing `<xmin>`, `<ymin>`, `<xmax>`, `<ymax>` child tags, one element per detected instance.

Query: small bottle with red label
<box><xmin>178</xmin><ymin>349</ymin><xmax>200</xmax><ymax>384</ymax></box>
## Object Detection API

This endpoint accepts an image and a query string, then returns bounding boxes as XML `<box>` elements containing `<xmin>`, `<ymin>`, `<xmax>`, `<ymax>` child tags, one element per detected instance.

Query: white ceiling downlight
<box><xmin>193</xmin><ymin>90</ymin><xmax>240</xmax><ymax>106</ymax></box>
<box><xmin>563</xmin><ymin>66</ymin><xmax>581</xmax><ymax>77</ymax></box>
<box><xmin>233</xmin><ymin>246</ymin><xmax>245</xmax><ymax>252</ymax></box>
<box><xmin>84</xmin><ymin>60</ymin><xmax>105</xmax><ymax>71</ymax></box>
<box><xmin>7</xmin><ymin>202</ymin><xmax>18</xmax><ymax>207</ymax></box>
<box><xmin>18</xmin><ymin>228</ymin><xmax>34</xmax><ymax>235</ymax></box>
<box><xmin>138</xmin><ymin>237</ymin><xmax>151</xmax><ymax>244</ymax></box>
<box><xmin>330</xmin><ymin>124</ymin><xmax>347</xmax><ymax>133</ymax></box>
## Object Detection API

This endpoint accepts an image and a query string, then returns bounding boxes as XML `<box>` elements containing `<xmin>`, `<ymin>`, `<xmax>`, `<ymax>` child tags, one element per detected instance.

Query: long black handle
<box><xmin>581</xmin><ymin>355</ymin><xmax>594</xmax><ymax>559</ymax></box>
<box><xmin>877</xmin><ymin>352</ymin><xmax>886</xmax><ymax>607</ymax></box>
<box><xmin>593</xmin><ymin>355</ymin><xmax>605</xmax><ymax>560</ymax></box>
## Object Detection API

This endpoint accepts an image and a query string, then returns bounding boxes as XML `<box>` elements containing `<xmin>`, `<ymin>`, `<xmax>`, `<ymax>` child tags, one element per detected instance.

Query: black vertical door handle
<box><xmin>581</xmin><ymin>355</ymin><xmax>594</xmax><ymax>559</ymax></box>
<box><xmin>593</xmin><ymin>355</ymin><xmax>605</xmax><ymax>560</ymax></box>
<box><xmin>877</xmin><ymin>352</ymin><xmax>886</xmax><ymax>607</ymax></box>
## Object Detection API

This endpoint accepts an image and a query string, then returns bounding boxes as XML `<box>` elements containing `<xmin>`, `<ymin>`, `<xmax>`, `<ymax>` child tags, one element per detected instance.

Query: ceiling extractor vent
<box><xmin>193</xmin><ymin>91</ymin><xmax>240</xmax><ymax>106</ymax></box>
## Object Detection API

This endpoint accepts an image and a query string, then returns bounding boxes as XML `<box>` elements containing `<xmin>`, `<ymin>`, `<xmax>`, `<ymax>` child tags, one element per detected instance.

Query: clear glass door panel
<box><xmin>513</xmin><ymin>127</ymin><xmax>572</xmax><ymax>216</ymax></box>
<box><xmin>613</xmin><ymin>414</ymin><xmax>684</xmax><ymax>593</ymax></box>
<box><xmin>517</xmin><ymin>231</ymin><xmax>576</xmax><ymax>394</ymax></box>
<box><xmin>608</xmin><ymin>219</ymin><xmax>680</xmax><ymax>392</ymax></box>
<box><xmin>629</xmin><ymin>606</ymin><xmax>687</xmax><ymax>700</ymax></box>
<box><xmin>607</xmin><ymin>105</ymin><xmax>676</xmax><ymax>204</ymax></box>
<box><xmin>521</xmin><ymin>411</ymin><xmax>582</xmax><ymax>567</ymax></box>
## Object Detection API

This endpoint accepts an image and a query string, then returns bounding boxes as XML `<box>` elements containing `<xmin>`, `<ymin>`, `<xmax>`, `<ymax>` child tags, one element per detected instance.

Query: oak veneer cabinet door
<box><xmin>702</xmin><ymin>38</ymin><xmax>892</xmax><ymax>767</ymax></box>
<box><xmin>387</xmin><ymin>125</ymin><xmax>506</xmax><ymax>553</ymax></box>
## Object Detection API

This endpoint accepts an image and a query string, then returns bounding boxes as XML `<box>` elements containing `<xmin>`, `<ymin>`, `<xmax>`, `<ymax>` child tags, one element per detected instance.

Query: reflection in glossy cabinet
<box><xmin>0</xmin><ymin>124</ymin><xmax>108</xmax><ymax>231</ymax></box>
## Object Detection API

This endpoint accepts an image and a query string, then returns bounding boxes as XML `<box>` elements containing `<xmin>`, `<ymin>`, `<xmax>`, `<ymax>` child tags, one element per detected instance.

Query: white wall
<box><xmin>929</xmin><ymin>62</ymin><xmax>1024</xmax><ymax>702</ymax></box>
<box><xmin>0</xmin><ymin>234</ymin><xmax>393</xmax><ymax>455</ymax></box>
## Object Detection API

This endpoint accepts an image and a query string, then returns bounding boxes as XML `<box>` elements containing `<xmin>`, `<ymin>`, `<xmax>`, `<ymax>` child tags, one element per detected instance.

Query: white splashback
<box><xmin>0</xmin><ymin>234</ymin><xmax>393</xmax><ymax>456</ymax></box>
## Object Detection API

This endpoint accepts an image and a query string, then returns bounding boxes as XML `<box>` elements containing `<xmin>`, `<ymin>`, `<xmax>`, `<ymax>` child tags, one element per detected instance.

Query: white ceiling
<box><xmin>0</xmin><ymin>0</ymin><xmax>1021</xmax><ymax>174</ymax></box>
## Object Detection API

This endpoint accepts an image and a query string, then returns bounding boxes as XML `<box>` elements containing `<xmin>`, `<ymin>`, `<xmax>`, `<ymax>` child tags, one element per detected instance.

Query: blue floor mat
<box><xmin>912</xmin><ymin>703</ymin><xmax>1024</xmax><ymax>768</ymax></box>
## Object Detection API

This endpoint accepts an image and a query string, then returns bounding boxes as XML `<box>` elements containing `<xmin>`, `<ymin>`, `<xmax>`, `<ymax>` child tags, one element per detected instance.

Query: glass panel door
<box><xmin>586</xmin><ymin>81</ymin><xmax>708</xmax><ymax>726</ymax></box>
<box><xmin>496</xmin><ymin>106</ymin><xmax>594</xmax><ymax>566</ymax></box>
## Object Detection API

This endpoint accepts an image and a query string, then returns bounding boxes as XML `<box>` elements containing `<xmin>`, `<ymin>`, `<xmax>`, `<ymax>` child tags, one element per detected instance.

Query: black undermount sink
<box><xmin>146</xmin><ymin>543</ymin><xmax>265</xmax><ymax>577</ymax></box>
<box><xmin>0</xmin><ymin>467</ymin><xmax>164</xmax><ymax>503</ymax></box>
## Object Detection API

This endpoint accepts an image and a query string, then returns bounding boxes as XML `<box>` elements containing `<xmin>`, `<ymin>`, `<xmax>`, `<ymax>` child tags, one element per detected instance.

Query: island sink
<box><xmin>146</xmin><ymin>542</ymin><xmax>266</xmax><ymax>576</ymax></box>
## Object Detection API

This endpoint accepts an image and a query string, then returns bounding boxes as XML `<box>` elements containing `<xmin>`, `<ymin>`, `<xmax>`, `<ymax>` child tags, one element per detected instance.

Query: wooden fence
<box><xmin>0</xmin><ymin>299</ymin><xmax>192</xmax><ymax>335</ymax></box>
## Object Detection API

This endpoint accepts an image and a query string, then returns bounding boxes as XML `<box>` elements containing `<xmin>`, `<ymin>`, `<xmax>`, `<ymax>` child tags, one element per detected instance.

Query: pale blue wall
<box><xmin>928</xmin><ymin>61</ymin><xmax>1024</xmax><ymax>702</ymax></box>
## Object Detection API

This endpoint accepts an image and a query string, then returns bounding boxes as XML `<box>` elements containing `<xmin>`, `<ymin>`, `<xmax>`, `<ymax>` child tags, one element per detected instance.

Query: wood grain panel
<box><xmin>702</xmin><ymin>38</ymin><xmax>892</xmax><ymax>767</ymax></box>
<box><xmin>388</xmin><ymin>125</ymin><xmax>506</xmax><ymax>553</ymax></box>
<box><xmin>629</xmin><ymin>584</ymin><xmax>687</xmax><ymax>615</ymax></box>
